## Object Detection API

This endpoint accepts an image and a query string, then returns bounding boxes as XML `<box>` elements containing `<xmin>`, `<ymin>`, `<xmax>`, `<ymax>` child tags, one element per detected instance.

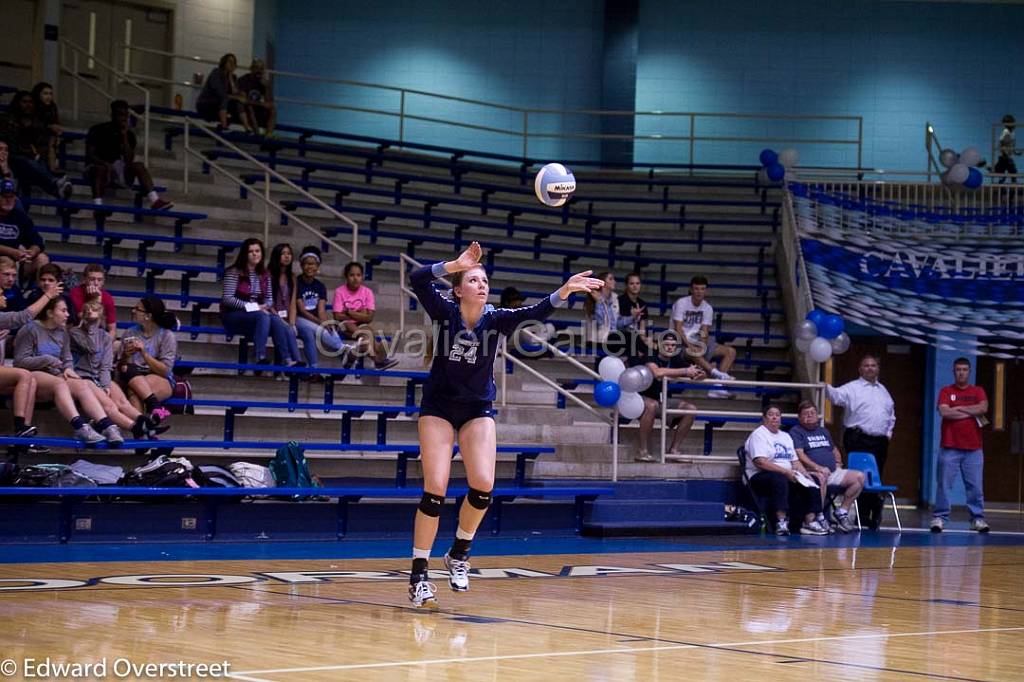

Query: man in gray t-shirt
<box><xmin>789</xmin><ymin>401</ymin><xmax>865</xmax><ymax>533</ymax></box>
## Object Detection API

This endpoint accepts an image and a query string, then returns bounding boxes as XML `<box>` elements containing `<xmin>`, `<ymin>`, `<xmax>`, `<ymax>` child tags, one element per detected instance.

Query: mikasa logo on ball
<box><xmin>547</xmin><ymin>181</ymin><xmax>576</xmax><ymax>193</ymax></box>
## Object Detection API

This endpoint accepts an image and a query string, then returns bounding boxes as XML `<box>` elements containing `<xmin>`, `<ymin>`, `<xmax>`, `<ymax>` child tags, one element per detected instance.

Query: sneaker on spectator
<box><xmin>150</xmin><ymin>198</ymin><xmax>175</xmax><ymax>211</ymax></box>
<box><xmin>56</xmin><ymin>176</ymin><xmax>73</xmax><ymax>200</ymax></box>
<box><xmin>834</xmin><ymin>510</ymin><xmax>854</xmax><ymax>533</ymax></box>
<box><xmin>150</xmin><ymin>407</ymin><xmax>171</xmax><ymax>425</ymax></box>
<box><xmin>74</xmin><ymin>424</ymin><xmax>105</xmax><ymax>444</ymax></box>
<box><xmin>930</xmin><ymin>517</ymin><xmax>944</xmax><ymax>533</ymax></box>
<box><xmin>101</xmin><ymin>424</ymin><xmax>124</xmax><ymax>447</ymax></box>
<box><xmin>709</xmin><ymin>368</ymin><xmax>734</xmax><ymax>381</ymax></box>
<box><xmin>816</xmin><ymin>514</ymin><xmax>835</xmax><ymax>534</ymax></box>
<box><xmin>374</xmin><ymin>357</ymin><xmax>400</xmax><ymax>371</ymax></box>
<box><xmin>27</xmin><ymin>444</ymin><xmax>51</xmax><ymax>455</ymax></box>
<box><xmin>775</xmin><ymin>518</ymin><xmax>790</xmax><ymax>536</ymax></box>
<box><xmin>707</xmin><ymin>387</ymin><xmax>733</xmax><ymax>399</ymax></box>
<box><xmin>13</xmin><ymin>425</ymin><xmax>38</xmax><ymax>439</ymax></box>
<box><xmin>800</xmin><ymin>519</ymin><xmax>830</xmax><ymax>535</ymax></box>
<box><xmin>634</xmin><ymin>450</ymin><xmax>656</xmax><ymax>463</ymax></box>
<box><xmin>970</xmin><ymin>518</ymin><xmax>990</xmax><ymax>533</ymax></box>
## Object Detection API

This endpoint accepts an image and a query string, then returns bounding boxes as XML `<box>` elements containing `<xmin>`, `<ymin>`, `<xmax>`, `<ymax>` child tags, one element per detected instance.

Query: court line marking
<box><xmin>229</xmin><ymin>625</ymin><xmax>1024</xmax><ymax>676</ymax></box>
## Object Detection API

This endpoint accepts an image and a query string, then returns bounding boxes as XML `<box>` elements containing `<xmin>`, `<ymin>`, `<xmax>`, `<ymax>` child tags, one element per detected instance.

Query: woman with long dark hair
<box><xmin>118</xmin><ymin>296</ymin><xmax>178</xmax><ymax>424</ymax></box>
<box><xmin>220</xmin><ymin>238</ymin><xmax>301</xmax><ymax>370</ymax></box>
<box><xmin>195</xmin><ymin>53</ymin><xmax>254</xmax><ymax>132</ymax></box>
<box><xmin>267</xmin><ymin>243</ymin><xmax>302</xmax><ymax>366</ymax></box>
<box><xmin>2</xmin><ymin>90</ymin><xmax>71</xmax><ymax>199</ymax></box>
<box><xmin>405</xmin><ymin>242</ymin><xmax>602</xmax><ymax>608</ymax></box>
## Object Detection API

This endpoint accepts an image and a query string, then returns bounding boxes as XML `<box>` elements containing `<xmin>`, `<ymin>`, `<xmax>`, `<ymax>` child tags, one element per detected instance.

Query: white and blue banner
<box><xmin>791</xmin><ymin>184</ymin><xmax>1024</xmax><ymax>358</ymax></box>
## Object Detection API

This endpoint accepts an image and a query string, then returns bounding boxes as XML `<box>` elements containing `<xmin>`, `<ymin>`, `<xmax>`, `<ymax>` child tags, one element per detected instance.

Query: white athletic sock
<box><xmin>455</xmin><ymin>526</ymin><xmax>476</xmax><ymax>541</ymax></box>
<box><xmin>147</xmin><ymin>190</ymin><xmax>159</xmax><ymax>203</ymax></box>
<box><xmin>93</xmin><ymin>197</ymin><xmax>103</xmax><ymax>205</ymax></box>
<box><xmin>412</xmin><ymin>547</ymin><xmax>431</xmax><ymax>561</ymax></box>
<box><xmin>710</xmin><ymin>368</ymin><xmax>728</xmax><ymax>380</ymax></box>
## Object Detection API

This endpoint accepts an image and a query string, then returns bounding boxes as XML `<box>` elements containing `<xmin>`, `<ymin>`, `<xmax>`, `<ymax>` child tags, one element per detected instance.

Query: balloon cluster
<box><xmin>758</xmin><ymin>148</ymin><xmax>800</xmax><ymax>184</ymax></box>
<box><xmin>592</xmin><ymin>357</ymin><xmax>653</xmax><ymax>419</ymax></box>
<box><xmin>938</xmin><ymin>147</ymin><xmax>984</xmax><ymax>190</ymax></box>
<box><xmin>794</xmin><ymin>309</ymin><xmax>850</xmax><ymax>364</ymax></box>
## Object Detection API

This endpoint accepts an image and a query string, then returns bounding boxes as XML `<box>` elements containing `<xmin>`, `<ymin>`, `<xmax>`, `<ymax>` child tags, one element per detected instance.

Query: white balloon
<box><xmin>617</xmin><ymin>391</ymin><xmax>646</xmax><ymax>419</ymax></box>
<box><xmin>948</xmin><ymin>163</ymin><xmax>969</xmax><ymax>184</ymax></box>
<box><xmin>809</xmin><ymin>337</ymin><xmax>833</xmax><ymax>363</ymax></box>
<box><xmin>795</xmin><ymin>336</ymin><xmax>813</xmax><ymax>352</ymax></box>
<box><xmin>778</xmin><ymin>148</ymin><xmax>800</xmax><ymax>167</ymax></box>
<box><xmin>959</xmin><ymin>146</ymin><xmax>982</xmax><ymax>167</ymax></box>
<box><xmin>598</xmin><ymin>356</ymin><xmax>626</xmax><ymax>382</ymax></box>
<box><xmin>830</xmin><ymin>332</ymin><xmax>851</xmax><ymax>354</ymax></box>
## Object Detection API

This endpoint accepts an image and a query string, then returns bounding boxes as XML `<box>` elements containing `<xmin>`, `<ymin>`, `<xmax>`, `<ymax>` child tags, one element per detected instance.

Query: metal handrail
<box><xmin>117</xmin><ymin>43</ymin><xmax>863</xmax><ymax>165</ymax></box>
<box><xmin>658</xmin><ymin>376</ymin><xmax>826</xmax><ymax>462</ymax></box>
<box><xmin>179</xmin><ymin>116</ymin><xmax>357</xmax><ymax>258</ymax></box>
<box><xmin>60</xmin><ymin>38</ymin><xmax>149</xmax><ymax>166</ymax></box>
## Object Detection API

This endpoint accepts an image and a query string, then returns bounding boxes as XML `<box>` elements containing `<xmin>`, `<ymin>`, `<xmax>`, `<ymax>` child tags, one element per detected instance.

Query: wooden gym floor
<box><xmin>1</xmin><ymin>533</ymin><xmax>1022</xmax><ymax>681</ymax></box>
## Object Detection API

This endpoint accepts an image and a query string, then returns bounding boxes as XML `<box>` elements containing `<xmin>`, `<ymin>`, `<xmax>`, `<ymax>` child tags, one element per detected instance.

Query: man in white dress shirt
<box><xmin>825</xmin><ymin>354</ymin><xmax>895</xmax><ymax>530</ymax></box>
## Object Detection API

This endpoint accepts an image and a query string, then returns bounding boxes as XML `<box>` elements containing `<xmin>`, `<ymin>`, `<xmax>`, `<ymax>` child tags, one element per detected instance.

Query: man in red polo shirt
<box><xmin>932</xmin><ymin>357</ymin><xmax>989</xmax><ymax>533</ymax></box>
<box><xmin>68</xmin><ymin>263</ymin><xmax>117</xmax><ymax>339</ymax></box>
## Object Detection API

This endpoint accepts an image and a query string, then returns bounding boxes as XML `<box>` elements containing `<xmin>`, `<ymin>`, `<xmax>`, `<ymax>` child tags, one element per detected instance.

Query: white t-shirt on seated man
<box><xmin>670</xmin><ymin>275</ymin><xmax>737</xmax><ymax>399</ymax></box>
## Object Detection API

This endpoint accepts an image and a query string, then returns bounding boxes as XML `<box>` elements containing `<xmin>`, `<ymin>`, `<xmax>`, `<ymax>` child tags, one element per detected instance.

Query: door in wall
<box><xmin>975</xmin><ymin>356</ymin><xmax>1022</xmax><ymax>507</ymax></box>
<box><xmin>59</xmin><ymin>0</ymin><xmax>172</xmax><ymax>120</ymax></box>
<box><xmin>826</xmin><ymin>340</ymin><xmax>926</xmax><ymax>502</ymax></box>
<box><xmin>0</xmin><ymin>0</ymin><xmax>40</xmax><ymax>90</ymax></box>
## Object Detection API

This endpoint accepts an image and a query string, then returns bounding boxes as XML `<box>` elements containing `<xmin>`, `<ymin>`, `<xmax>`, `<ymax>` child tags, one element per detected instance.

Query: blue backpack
<box><xmin>269</xmin><ymin>441</ymin><xmax>313</xmax><ymax>488</ymax></box>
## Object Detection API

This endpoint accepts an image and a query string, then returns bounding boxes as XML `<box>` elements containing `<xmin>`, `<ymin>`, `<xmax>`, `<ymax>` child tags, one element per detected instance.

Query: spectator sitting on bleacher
<box><xmin>0</xmin><ymin>137</ymin><xmax>14</xmax><ymax>184</ymax></box>
<box><xmin>118</xmin><ymin>296</ymin><xmax>178</xmax><ymax>426</ymax></box>
<box><xmin>0</xmin><ymin>276</ymin><xmax>65</xmax><ymax>450</ymax></box>
<box><xmin>86</xmin><ymin>100</ymin><xmax>173</xmax><ymax>210</ymax></box>
<box><xmin>790</xmin><ymin>400</ymin><xmax>863</xmax><ymax>533</ymax></box>
<box><xmin>583</xmin><ymin>271</ymin><xmax>643</xmax><ymax>361</ymax></box>
<box><xmin>0</xmin><ymin>180</ymin><xmax>49</xmax><ymax>287</ymax></box>
<box><xmin>630</xmin><ymin>332</ymin><xmax>705</xmax><ymax>462</ymax></box>
<box><xmin>671</xmin><ymin>275</ymin><xmax>737</xmax><ymax>399</ymax></box>
<box><xmin>267</xmin><ymin>243</ymin><xmax>304</xmax><ymax>369</ymax></box>
<box><xmin>196</xmin><ymin>53</ymin><xmax>251</xmax><ymax>132</ymax></box>
<box><xmin>68</xmin><ymin>264</ymin><xmax>117</xmax><ymax>339</ymax></box>
<box><xmin>295</xmin><ymin>245</ymin><xmax>348</xmax><ymax>373</ymax></box>
<box><xmin>221</xmin><ymin>238</ymin><xmax>303</xmax><ymax>371</ymax></box>
<box><xmin>25</xmin><ymin>263</ymin><xmax>76</xmax><ymax>326</ymax></box>
<box><xmin>0</xmin><ymin>91</ymin><xmax>72</xmax><ymax>200</ymax></box>
<box><xmin>0</xmin><ymin>256</ymin><xmax>27</xmax><ymax>359</ymax></box>
<box><xmin>71</xmin><ymin>299</ymin><xmax>165</xmax><ymax>440</ymax></box>
<box><xmin>332</xmin><ymin>261</ymin><xmax>398</xmax><ymax>370</ymax></box>
<box><xmin>30</xmin><ymin>82</ymin><xmax>62</xmax><ymax>174</ymax></box>
<box><xmin>744</xmin><ymin>403</ymin><xmax>829</xmax><ymax>536</ymax></box>
<box><xmin>238</xmin><ymin>58</ymin><xmax>275</xmax><ymax>137</ymax></box>
<box><xmin>13</xmin><ymin>294</ymin><xmax>119</xmax><ymax>444</ymax></box>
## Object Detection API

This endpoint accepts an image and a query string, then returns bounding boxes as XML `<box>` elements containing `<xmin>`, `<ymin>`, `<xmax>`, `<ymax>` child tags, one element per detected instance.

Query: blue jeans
<box><xmin>295</xmin><ymin>316</ymin><xmax>345</xmax><ymax>367</ymax></box>
<box><xmin>9</xmin><ymin>155</ymin><xmax>59</xmax><ymax>197</ymax></box>
<box><xmin>222</xmin><ymin>310</ymin><xmax>300</xmax><ymax>364</ymax></box>
<box><xmin>933</xmin><ymin>447</ymin><xmax>985</xmax><ymax>520</ymax></box>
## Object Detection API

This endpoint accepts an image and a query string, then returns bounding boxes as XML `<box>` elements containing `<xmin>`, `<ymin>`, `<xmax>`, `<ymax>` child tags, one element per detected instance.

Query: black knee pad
<box><xmin>467</xmin><ymin>487</ymin><xmax>492</xmax><ymax>510</ymax></box>
<box><xmin>418</xmin><ymin>492</ymin><xmax>444</xmax><ymax>517</ymax></box>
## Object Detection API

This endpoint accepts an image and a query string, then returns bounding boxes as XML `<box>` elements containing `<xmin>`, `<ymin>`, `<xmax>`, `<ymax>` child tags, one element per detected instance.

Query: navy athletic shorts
<box><xmin>419</xmin><ymin>397</ymin><xmax>494</xmax><ymax>431</ymax></box>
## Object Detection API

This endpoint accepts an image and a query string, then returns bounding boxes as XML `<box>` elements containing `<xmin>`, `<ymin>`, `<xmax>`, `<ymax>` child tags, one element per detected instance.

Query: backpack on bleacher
<box><xmin>269</xmin><ymin>441</ymin><xmax>314</xmax><ymax>488</ymax></box>
<box><xmin>122</xmin><ymin>455</ymin><xmax>193</xmax><ymax>487</ymax></box>
<box><xmin>168</xmin><ymin>369</ymin><xmax>194</xmax><ymax>415</ymax></box>
<box><xmin>14</xmin><ymin>464</ymin><xmax>96</xmax><ymax>488</ymax></box>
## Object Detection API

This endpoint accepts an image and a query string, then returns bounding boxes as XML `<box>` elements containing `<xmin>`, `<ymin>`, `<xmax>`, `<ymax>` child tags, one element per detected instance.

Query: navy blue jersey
<box><xmin>411</xmin><ymin>262</ymin><xmax>564</xmax><ymax>403</ymax></box>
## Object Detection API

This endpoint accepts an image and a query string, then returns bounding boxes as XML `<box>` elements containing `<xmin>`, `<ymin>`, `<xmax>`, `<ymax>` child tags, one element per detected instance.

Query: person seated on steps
<box><xmin>630</xmin><ymin>332</ymin><xmax>706</xmax><ymax>463</ymax></box>
<box><xmin>294</xmin><ymin>245</ymin><xmax>350</xmax><ymax>377</ymax></box>
<box><xmin>671</xmin><ymin>275</ymin><xmax>738</xmax><ymax>399</ymax></box>
<box><xmin>68</xmin><ymin>263</ymin><xmax>118</xmax><ymax>340</ymax></box>
<box><xmin>85</xmin><ymin>100</ymin><xmax>173</xmax><ymax>210</ymax></box>
<box><xmin>267</xmin><ymin>243</ymin><xmax>306</xmax><ymax>375</ymax></box>
<box><xmin>117</xmin><ymin>296</ymin><xmax>179</xmax><ymax>429</ymax></box>
<box><xmin>332</xmin><ymin>261</ymin><xmax>398</xmax><ymax>370</ymax></box>
<box><xmin>0</xmin><ymin>91</ymin><xmax>72</xmax><ymax>200</ymax></box>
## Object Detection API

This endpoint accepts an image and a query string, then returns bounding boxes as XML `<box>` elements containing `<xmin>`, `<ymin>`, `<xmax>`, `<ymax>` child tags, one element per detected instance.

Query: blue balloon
<box><xmin>766</xmin><ymin>162</ymin><xmax>786</xmax><ymax>182</ymax></box>
<box><xmin>964</xmin><ymin>167</ymin><xmax>983</xmax><ymax>189</ymax></box>
<box><xmin>818</xmin><ymin>314</ymin><xmax>845</xmax><ymax>340</ymax></box>
<box><xmin>593</xmin><ymin>381</ymin><xmax>621</xmax><ymax>407</ymax></box>
<box><xmin>759</xmin><ymin>149</ymin><xmax>778</xmax><ymax>166</ymax></box>
<box><xmin>806</xmin><ymin>309</ymin><xmax>827</xmax><ymax>328</ymax></box>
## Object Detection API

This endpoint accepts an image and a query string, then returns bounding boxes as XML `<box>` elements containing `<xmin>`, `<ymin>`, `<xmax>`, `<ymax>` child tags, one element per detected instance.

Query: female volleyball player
<box><xmin>407</xmin><ymin>241</ymin><xmax>603</xmax><ymax>608</ymax></box>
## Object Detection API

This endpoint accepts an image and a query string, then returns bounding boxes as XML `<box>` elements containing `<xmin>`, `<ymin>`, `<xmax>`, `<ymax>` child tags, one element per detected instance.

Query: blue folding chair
<box><xmin>847</xmin><ymin>451</ymin><xmax>902</xmax><ymax>532</ymax></box>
